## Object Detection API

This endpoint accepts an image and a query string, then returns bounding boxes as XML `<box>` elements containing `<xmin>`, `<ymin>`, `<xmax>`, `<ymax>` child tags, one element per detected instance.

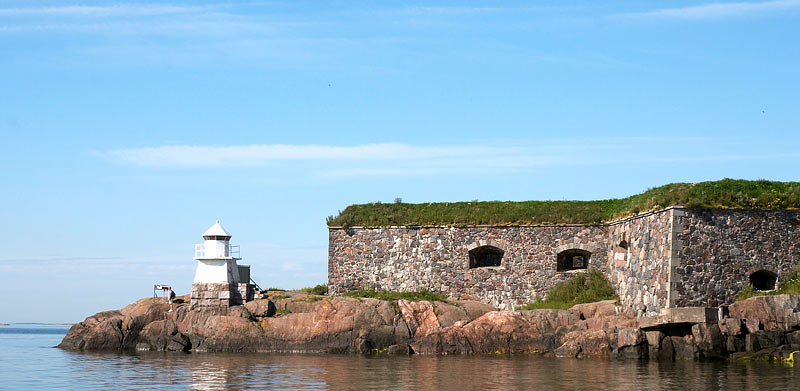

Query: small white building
<box><xmin>191</xmin><ymin>221</ymin><xmax>254</xmax><ymax>307</ymax></box>
<box><xmin>193</xmin><ymin>220</ymin><xmax>241</xmax><ymax>284</ymax></box>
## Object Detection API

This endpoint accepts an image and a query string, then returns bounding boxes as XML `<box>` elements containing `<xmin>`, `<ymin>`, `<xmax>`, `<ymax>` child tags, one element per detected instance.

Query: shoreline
<box><xmin>57</xmin><ymin>292</ymin><xmax>800</xmax><ymax>362</ymax></box>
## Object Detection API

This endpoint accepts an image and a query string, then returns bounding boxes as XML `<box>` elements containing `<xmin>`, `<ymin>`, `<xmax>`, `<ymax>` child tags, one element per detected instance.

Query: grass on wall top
<box><xmin>326</xmin><ymin>179</ymin><xmax>800</xmax><ymax>227</ymax></box>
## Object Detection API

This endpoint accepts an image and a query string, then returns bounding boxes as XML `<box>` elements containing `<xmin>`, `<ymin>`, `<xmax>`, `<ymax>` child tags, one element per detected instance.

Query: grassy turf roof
<box><xmin>326</xmin><ymin>179</ymin><xmax>800</xmax><ymax>227</ymax></box>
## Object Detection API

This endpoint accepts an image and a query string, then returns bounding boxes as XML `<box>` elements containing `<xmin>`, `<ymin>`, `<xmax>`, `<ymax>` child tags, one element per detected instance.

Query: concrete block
<box><xmin>219</xmin><ymin>290</ymin><xmax>231</xmax><ymax>299</ymax></box>
<box><xmin>668</xmin><ymin>307</ymin><xmax>718</xmax><ymax>324</ymax></box>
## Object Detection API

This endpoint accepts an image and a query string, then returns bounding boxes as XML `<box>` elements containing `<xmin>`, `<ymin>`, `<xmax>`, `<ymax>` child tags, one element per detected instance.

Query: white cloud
<box><xmin>103</xmin><ymin>138</ymin><xmax>797</xmax><ymax>179</ymax></box>
<box><xmin>618</xmin><ymin>0</ymin><xmax>800</xmax><ymax>20</ymax></box>
<box><xmin>281</xmin><ymin>263</ymin><xmax>304</xmax><ymax>272</ymax></box>
<box><xmin>107</xmin><ymin>143</ymin><xmax>525</xmax><ymax>167</ymax></box>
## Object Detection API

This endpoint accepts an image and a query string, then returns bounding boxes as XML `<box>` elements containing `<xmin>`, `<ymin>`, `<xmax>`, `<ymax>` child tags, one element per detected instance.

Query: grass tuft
<box><xmin>341</xmin><ymin>288</ymin><xmax>447</xmax><ymax>302</ymax></box>
<box><xmin>327</xmin><ymin>179</ymin><xmax>800</xmax><ymax>227</ymax></box>
<box><xmin>520</xmin><ymin>270</ymin><xmax>618</xmax><ymax>310</ymax></box>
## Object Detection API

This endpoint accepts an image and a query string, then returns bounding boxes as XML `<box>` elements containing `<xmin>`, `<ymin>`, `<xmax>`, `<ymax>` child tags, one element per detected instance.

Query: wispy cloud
<box><xmin>618</xmin><ymin>0</ymin><xmax>800</xmax><ymax>20</ymax></box>
<box><xmin>107</xmin><ymin>143</ymin><xmax>528</xmax><ymax>167</ymax></box>
<box><xmin>0</xmin><ymin>4</ymin><xmax>215</xmax><ymax>18</ymax></box>
<box><xmin>0</xmin><ymin>3</ymin><xmax>287</xmax><ymax>37</ymax></box>
<box><xmin>100</xmin><ymin>138</ymin><xmax>799</xmax><ymax>179</ymax></box>
<box><xmin>281</xmin><ymin>263</ymin><xmax>304</xmax><ymax>272</ymax></box>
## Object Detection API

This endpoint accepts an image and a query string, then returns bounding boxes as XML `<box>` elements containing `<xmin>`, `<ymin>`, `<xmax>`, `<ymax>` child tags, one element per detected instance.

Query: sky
<box><xmin>1</xmin><ymin>0</ymin><xmax>799</xmax><ymax>323</ymax></box>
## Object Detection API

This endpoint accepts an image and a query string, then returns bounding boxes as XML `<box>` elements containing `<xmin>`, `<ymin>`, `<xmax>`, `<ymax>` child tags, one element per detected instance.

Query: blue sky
<box><xmin>1</xmin><ymin>0</ymin><xmax>799</xmax><ymax>322</ymax></box>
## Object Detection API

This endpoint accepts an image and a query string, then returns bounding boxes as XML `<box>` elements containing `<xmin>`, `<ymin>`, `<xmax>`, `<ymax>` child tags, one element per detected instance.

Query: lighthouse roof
<box><xmin>202</xmin><ymin>220</ymin><xmax>232</xmax><ymax>238</ymax></box>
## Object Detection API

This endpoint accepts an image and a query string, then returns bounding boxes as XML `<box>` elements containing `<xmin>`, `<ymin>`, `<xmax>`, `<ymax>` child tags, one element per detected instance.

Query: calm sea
<box><xmin>1</xmin><ymin>324</ymin><xmax>798</xmax><ymax>390</ymax></box>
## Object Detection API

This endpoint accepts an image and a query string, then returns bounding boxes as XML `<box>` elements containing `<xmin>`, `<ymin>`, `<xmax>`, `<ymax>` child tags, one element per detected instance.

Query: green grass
<box><xmin>266</xmin><ymin>287</ymin><xmax>286</xmax><ymax>291</ymax></box>
<box><xmin>341</xmin><ymin>288</ymin><xmax>447</xmax><ymax>302</ymax></box>
<box><xmin>299</xmin><ymin>284</ymin><xmax>328</xmax><ymax>295</ymax></box>
<box><xmin>736</xmin><ymin>266</ymin><xmax>800</xmax><ymax>301</ymax></box>
<box><xmin>520</xmin><ymin>270</ymin><xmax>619</xmax><ymax>310</ymax></box>
<box><xmin>326</xmin><ymin>179</ymin><xmax>800</xmax><ymax>227</ymax></box>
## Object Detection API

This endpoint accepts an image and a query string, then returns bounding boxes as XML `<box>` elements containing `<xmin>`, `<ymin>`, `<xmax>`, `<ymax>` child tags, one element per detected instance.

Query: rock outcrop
<box><xmin>59</xmin><ymin>293</ymin><xmax>800</xmax><ymax>361</ymax></box>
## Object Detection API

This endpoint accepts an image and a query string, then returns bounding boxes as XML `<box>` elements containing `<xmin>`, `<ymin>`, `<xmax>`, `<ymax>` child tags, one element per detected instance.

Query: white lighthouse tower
<box><xmin>191</xmin><ymin>220</ymin><xmax>253</xmax><ymax>307</ymax></box>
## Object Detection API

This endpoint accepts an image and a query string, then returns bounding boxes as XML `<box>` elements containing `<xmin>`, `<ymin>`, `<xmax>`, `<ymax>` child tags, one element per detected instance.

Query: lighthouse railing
<box><xmin>194</xmin><ymin>243</ymin><xmax>240</xmax><ymax>258</ymax></box>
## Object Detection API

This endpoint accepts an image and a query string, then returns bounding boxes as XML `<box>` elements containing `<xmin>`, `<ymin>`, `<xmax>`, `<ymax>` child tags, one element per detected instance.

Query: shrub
<box><xmin>521</xmin><ymin>270</ymin><xmax>618</xmax><ymax>310</ymax></box>
<box><xmin>299</xmin><ymin>284</ymin><xmax>328</xmax><ymax>295</ymax></box>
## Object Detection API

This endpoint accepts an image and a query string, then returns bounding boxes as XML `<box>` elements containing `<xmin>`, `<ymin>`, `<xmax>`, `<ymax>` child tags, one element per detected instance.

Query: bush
<box><xmin>521</xmin><ymin>270</ymin><xmax>618</xmax><ymax>310</ymax></box>
<box><xmin>299</xmin><ymin>284</ymin><xmax>328</xmax><ymax>295</ymax></box>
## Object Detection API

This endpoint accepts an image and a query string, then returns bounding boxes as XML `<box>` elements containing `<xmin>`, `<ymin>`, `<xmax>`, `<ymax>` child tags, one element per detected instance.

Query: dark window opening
<box><xmin>750</xmin><ymin>270</ymin><xmax>777</xmax><ymax>291</ymax></box>
<box><xmin>203</xmin><ymin>235</ymin><xmax>231</xmax><ymax>241</ymax></box>
<box><xmin>469</xmin><ymin>245</ymin><xmax>504</xmax><ymax>268</ymax></box>
<box><xmin>557</xmin><ymin>249</ymin><xmax>591</xmax><ymax>272</ymax></box>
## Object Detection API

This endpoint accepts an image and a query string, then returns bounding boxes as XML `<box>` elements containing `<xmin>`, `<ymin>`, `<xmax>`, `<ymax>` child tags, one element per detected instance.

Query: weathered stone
<box><xmin>670</xmin><ymin>335</ymin><xmax>696</xmax><ymax>359</ymax></box>
<box><xmin>570</xmin><ymin>300</ymin><xmax>618</xmax><ymax>319</ymax></box>
<box><xmin>729</xmin><ymin>295</ymin><xmax>800</xmax><ymax>331</ymax></box>
<box><xmin>555</xmin><ymin>329</ymin><xmax>611</xmax><ymax>358</ymax></box>
<box><xmin>744</xmin><ymin>319</ymin><xmax>761</xmax><ymax>334</ymax></box>
<box><xmin>398</xmin><ymin>300</ymin><xmax>440</xmax><ymax>339</ymax></box>
<box><xmin>330</xmin><ymin>208</ymin><xmax>800</xmax><ymax>316</ymax></box>
<box><xmin>59</xmin><ymin>293</ymin><xmax>800</xmax><ymax>361</ymax></box>
<box><xmin>691</xmin><ymin>323</ymin><xmax>724</xmax><ymax>358</ymax></box>
<box><xmin>786</xmin><ymin>330</ymin><xmax>800</xmax><ymax>348</ymax></box>
<box><xmin>645</xmin><ymin>331</ymin><xmax>664</xmax><ymax>347</ymax></box>
<box><xmin>384</xmin><ymin>344</ymin><xmax>411</xmax><ymax>355</ymax></box>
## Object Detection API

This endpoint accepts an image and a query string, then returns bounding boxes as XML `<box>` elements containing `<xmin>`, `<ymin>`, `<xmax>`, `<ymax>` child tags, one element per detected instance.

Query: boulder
<box><xmin>728</xmin><ymin>295</ymin><xmax>800</xmax><ymax>331</ymax></box>
<box><xmin>570</xmin><ymin>300</ymin><xmax>618</xmax><ymax>319</ymax></box>
<box><xmin>398</xmin><ymin>300</ymin><xmax>440</xmax><ymax>339</ymax></box>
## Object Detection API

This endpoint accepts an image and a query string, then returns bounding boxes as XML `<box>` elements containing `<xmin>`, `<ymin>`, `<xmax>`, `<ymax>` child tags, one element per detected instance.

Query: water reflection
<box><xmin>5</xmin><ymin>327</ymin><xmax>797</xmax><ymax>390</ymax></box>
<box><xmin>55</xmin><ymin>351</ymin><xmax>800</xmax><ymax>390</ymax></box>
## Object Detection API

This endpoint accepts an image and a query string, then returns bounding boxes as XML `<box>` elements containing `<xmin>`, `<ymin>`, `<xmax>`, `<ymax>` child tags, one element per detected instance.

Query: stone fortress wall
<box><xmin>328</xmin><ymin>207</ymin><xmax>800</xmax><ymax>315</ymax></box>
<box><xmin>672</xmin><ymin>209</ymin><xmax>800</xmax><ymax>308</ymax></box>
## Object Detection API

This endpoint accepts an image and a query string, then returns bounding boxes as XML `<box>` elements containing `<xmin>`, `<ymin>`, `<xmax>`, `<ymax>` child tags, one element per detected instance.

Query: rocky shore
<box><xmin>59</xmin><ymin>292</ymin><xmax>800</xmax><ymax>362</ymax></box>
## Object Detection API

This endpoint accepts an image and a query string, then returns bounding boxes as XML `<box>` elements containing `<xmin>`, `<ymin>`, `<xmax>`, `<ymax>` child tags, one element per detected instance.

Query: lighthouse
<box><xmin>191</xmin><ymin>220</ymin><xmax>253</xmax><ymax>307</ymax></box>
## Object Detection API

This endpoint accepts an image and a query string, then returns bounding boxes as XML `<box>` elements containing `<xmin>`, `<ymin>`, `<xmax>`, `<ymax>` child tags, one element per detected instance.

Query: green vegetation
<box><xmin>299</xmin><ymin>296</ymin><xmax>324</xmax><ymax>302</ymax></box>
<box><xmin>266</xmin><ymin>287</ymin><xmax>286</xmax><ymax>291</ymax></box>
<box><xmin>326</xmin><ymin>179</ymin><xmax>800</xmax><ymax>227</ymax></box>
<box><xmin>342</xmin><ymin>288</ymin><xmax>447</xmax><ymax>302</ymax></box>
<box><xmin>275</xmin><ymin>309</ymin><xmax>292</xmax><ymax>315</ymax></box>
<box><xmin>269</xmin><ymin>295</ymin><xmax>290</xmax><ymax>300</ymax></box>
<box><xmin>299</xmin><ymin>284</ymin><xmax>329</xmax><ymax>295</ymax></box>
<box><xmin>521</xmin><ymin>270</ymin><xmax>619</xmax><ymax>310</ymax></box>
<box><xmin>736</xmin><ymin>266</ymin><xmax>800</xmax><ymax>301</ymax></box>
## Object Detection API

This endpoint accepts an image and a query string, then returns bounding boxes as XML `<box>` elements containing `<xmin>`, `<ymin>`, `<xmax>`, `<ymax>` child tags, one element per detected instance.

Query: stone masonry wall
<box><xmin>673</xmin><ymin>209</ymin><xmax>800</xmax><ymax>308</ymax></box>
<box><xmin>191</xmin><ymin>282</ymin><xmax>254</xmax><ymax>307</ymax></box>
<box><xmin>605</xmin><ymin>209</ymin><xmax>673</xmax><ymax>316</ymax></box>
<box><xmin>328</xmin><ymin>225</ymin><xmax>607</xmax><ymax>308</ymax></box>
<box><xmin>329</xmin><ymin>207</ymin><xmax>800</xmax><ymax>312</ymax></box>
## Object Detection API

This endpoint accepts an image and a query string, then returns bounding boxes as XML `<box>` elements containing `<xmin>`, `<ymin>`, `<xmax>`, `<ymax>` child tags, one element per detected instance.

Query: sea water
<box><xmin>1</xmin><ymin>324</ymin><xmax>798</xmax><ymax>390</ymax></box>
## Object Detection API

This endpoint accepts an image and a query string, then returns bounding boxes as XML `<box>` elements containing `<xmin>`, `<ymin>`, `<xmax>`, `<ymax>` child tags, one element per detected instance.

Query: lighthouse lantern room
<box><xmin>191</xmin><ymin>221</ymin><xmax>254</xmax><ymax>307</ymax></box>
